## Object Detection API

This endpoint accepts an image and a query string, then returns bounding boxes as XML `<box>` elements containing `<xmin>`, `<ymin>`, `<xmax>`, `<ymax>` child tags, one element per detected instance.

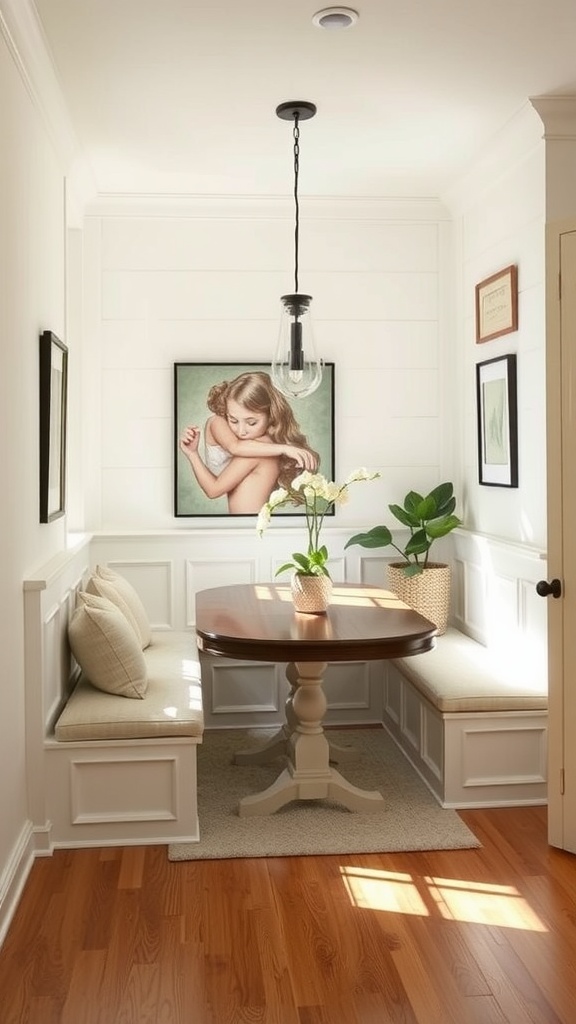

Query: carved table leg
<box><xmin>234</xmin><ymin>662</ymin><xmax>358</xmax><ymax>766</ymax></box>
<box><xmin>238</xmin><ymin>661</ymin><xmax>383</xmax><ymax>817</ymax></box>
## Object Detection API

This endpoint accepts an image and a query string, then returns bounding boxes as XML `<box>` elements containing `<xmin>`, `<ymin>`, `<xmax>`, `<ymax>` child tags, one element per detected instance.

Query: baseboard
<box><xmin>0</xmin><ymin>821</ymin><xmax>36</xmax><ymax>949</ymax></box>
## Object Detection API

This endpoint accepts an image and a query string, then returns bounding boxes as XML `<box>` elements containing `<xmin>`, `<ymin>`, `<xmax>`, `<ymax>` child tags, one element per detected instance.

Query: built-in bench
<box><xmin>46</xmin><ymin>630</ymin><xmax>204</xmax><ymax>848</ymax></box>
<box><xmin>24</xmin><ymin>540</ymin><xmax>204</xmax><ymax>852</ymax></box>
<box><xmin>383</xmin><ymin>627</ymin><xmax>548</xmax><ymax>808</ymax></box>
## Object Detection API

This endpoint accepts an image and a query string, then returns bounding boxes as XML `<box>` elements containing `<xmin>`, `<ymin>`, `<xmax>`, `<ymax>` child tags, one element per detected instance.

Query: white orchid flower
<box><xmin>256</xmin><ymin>468</ymin><xmax>380</xmax><ymax>576</ymax></box>
<box><xmin>256</xmin><ymin>506</ymin><xmax>272</xmax><ymax>535</ymax></box>
<box><xmin>346</xmin><ymin>467</ymin><xmax>381</xmax><ymax>484</ymax></box>
<box><xmin>317</xmin><ymin>481</ymin><xmax>338</xmax><ymax>503</ymax></box>
<box><xmin>291</xmin><ymin>471</ymin><xmax>312</xmax><ymax>492</ymax></box>
<box><xmin>268</xmin><ymin>487</ymin><xmax>289</xmax><ymax>509</ymax></box>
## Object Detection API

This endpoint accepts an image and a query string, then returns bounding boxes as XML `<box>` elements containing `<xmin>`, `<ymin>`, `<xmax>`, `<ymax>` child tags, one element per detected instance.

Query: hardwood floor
<box><xmin>1</xmin><ymin>806</ymin><xmax>575</xmax><ymax>1023</ymax></box>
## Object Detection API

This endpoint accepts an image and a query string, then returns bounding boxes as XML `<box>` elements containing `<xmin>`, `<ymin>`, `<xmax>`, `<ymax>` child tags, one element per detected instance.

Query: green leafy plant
<box><xmin>257</xmin><ymin>468</ymin><xmax>380</xmax><ymax>578</ymax></box>
<box><xmin>345</xmin><ymin>482</ymin><xmax>461</xmax><ymax>577</ymax></box>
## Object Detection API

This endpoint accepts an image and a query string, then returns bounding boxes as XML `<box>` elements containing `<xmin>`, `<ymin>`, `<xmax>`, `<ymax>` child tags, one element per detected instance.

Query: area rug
<box><xmin>168</xmin><ymin>728</ymin><xmax>480</xmax><ymax>861</ymax></box>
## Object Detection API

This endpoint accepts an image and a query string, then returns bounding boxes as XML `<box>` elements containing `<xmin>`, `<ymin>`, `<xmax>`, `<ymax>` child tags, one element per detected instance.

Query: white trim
<box><xmin>0</xmin><ymin>0</ymin><xmax>78</xmax><ymax>167</ymax></box>
<box><xmin>0</xmin><ymin>821</ymin><xmax>36</xmax><ymax>949</ymax></box>
<box><xmin>84</xmin><ymin>194</ymin><xmax>451</xmax><ymax>221</ymax></box>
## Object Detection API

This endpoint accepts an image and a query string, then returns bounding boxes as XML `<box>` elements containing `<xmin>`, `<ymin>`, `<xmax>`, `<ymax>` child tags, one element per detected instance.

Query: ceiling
<box><xmin>32</xmin><ymin>0</ymin><xmax>576</xmax><ymax>200</ymax></box>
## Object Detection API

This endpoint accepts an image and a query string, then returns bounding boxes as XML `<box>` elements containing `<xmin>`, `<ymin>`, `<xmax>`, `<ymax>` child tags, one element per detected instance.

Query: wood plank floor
<box><xmin>1</xmin><ymin>806</ymin><xmax>576</xmax><ymax>1023</ymax></box>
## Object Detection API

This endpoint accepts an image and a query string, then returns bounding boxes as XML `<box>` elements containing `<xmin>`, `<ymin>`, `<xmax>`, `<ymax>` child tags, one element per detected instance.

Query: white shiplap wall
<box><xmin>445</xmin><ymin>104</ymin><xmax>547</xmax><ymax>550</ymax></box>
<box><xmin>80</xmin><ymin>197</ymin><xmax>454</xmax><ymax>534</ymax></box>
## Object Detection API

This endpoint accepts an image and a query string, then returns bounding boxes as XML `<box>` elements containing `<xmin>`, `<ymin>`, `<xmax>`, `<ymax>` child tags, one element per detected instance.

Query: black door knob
<box><xmin>536</xmin><ymin>578</ymin><xmax>562</xmax><ymax>598</ymax></box>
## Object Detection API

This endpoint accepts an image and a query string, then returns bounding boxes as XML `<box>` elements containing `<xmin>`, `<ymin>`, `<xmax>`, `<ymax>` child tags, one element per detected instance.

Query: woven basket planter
<box><xmin>386</xmin><ymin>562</ymin><xmax>451</xmax><ymax>635</ymax></box>
<box><xmin>290</xmin><ymin>573</ymin><xmax>333</xmax><ymax>614</ymax></box>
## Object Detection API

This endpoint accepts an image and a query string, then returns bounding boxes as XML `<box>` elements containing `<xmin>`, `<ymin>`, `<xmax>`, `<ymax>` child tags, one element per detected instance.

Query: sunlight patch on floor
<box><xmin>340</xmin><ymin>867</ymin><xmax>547</xmax><ymax>931</ymax></box>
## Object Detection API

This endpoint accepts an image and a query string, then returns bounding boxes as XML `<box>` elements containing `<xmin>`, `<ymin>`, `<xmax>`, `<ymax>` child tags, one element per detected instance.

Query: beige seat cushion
<box><xmin>86</xmin><ymin>565</ymin><xmax>152</xmax><ymax>649</ymax></box>
<box><xmin>68</xmin><ymin>593</ymin><xmax>148</xmax><ymax>699</ymax></box>
<box><xmin>55</xmin><ymin>631</ymin><xmax>203</xmax><ymax>741</ymax></box>
<box><xmin>391</xmin><ymin>627</ymin><xmax>548</xmax><ymax>713</ymax></box>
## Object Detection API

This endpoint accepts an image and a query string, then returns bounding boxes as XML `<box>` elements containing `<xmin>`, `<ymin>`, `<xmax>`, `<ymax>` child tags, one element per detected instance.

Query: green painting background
<box><xmin>174</xmin><ymin>362</ymin><xmax>335</xmax><ymax>517</ymax></box>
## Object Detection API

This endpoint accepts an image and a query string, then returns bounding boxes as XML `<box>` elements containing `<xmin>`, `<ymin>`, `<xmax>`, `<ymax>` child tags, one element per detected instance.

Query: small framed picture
<box><xmin>39</xmin><ymin>330</ymin><xmax>68</xmax><ymax>522</ymax></box>
<box><xmin>475</xmin><ymin>265</ymin><xmax>518</xmax><ymax>343</ymax></box>
<box><xmin>476</xmin><ymin>354</ymin><xmax>518</xmax><ymax>488</ymax></box>
<box><xmin>174</xmin><ymin>362</ymin><xmax>335</xmax><ymax>517</ymax></box>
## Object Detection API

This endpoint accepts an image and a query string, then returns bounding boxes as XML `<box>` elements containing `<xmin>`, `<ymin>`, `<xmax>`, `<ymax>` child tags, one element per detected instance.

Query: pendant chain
<box><xmin>293</xmin><ymin>115</ymin><xmax>300</xmax><ymax>294</ymax></box>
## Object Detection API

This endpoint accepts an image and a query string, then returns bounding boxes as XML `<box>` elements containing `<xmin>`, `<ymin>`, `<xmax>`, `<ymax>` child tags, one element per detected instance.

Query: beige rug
<box><xmin>168</xmin><ymin>728</ymin><xmax>480</xmax><ymax>861</ymax></box>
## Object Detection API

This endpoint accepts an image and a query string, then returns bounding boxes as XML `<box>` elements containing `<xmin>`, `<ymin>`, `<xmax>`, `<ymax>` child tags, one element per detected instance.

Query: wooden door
<box><xmin>546</xmin><ymin>224</ymin><xmax>576</xmax><ymax>851</ymax></box>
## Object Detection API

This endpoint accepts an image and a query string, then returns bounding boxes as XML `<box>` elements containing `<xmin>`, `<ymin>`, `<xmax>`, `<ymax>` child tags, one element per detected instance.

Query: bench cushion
<box><xmin>391</xmin><ymin>627</ymin><xmax>547</xmax><ymax>713</ymax></box>
<box><xmin>55</xmin><ymin>631</ymin><xmax>204</xmax><ymax>741</ymax></box>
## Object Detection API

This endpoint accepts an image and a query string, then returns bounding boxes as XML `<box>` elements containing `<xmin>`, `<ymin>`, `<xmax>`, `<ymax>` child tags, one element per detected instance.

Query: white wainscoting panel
<box><xmin>460</xmin><ymin>723</ymin><xmax>547</xmax><ymax>788</ymax></box>
<box><xmin>201</xmin><ymin>655</ymin><xmax>382</xmax><ymax>729</ymax></box>
<box><xmin>207</xmin><ymin>658</ymin><xmax>286</xmax><ymax>717</ymax></box>
<box><xmin>185</xmin><ymin>558</ymin><xmax>257</xmax><ymax>627</ymax></box>
<box><xmin>70</xmin><ymin>756</ymin><xmax>179</xmax><ymax>823</ymax></box>
<box><xmin>322</xmin><ymin>661</ymin><xmax>371</xmax><ymax>711</ymax></box>
<box><xmin>104</xmin><ymin>559</ymin><xmax>174</xmax><ymax>630</ymax></box>
<box><xmin>45</xmin><ymin>738</ymin><xmax>200</xmax><ymax>846</ymax></box>
<box><xmin>451</xmin><ymin>529</ymin><xmax>548</xmax><ymax>680</ymax></box>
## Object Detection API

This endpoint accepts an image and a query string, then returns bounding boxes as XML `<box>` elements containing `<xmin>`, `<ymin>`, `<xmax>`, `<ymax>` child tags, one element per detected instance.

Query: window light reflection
<box><xmin>340</xmin><ymin>867</ymin><xmax>547</xmax><ymax>931</ymax></box>
<box><xmin>182</xmin><ymin>659</ymin><xmax>201</xmax><ymax>680</ymax></box>
<box><xmin>253</xmin><ymin>584</ymin><xmax>403</xmax><ymax>609</ymax></box>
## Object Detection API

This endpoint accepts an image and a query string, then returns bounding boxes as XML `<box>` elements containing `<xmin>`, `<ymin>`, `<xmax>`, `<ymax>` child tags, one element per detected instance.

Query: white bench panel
<box><xmin>384</xmin><ymin>657</ymin><xmax>548</xmax><ymax>809</ymax></box>
<box><xmin>45</xmin><ymin>738</ymin><xmax>200</xmax><ymax>847</ymax></box>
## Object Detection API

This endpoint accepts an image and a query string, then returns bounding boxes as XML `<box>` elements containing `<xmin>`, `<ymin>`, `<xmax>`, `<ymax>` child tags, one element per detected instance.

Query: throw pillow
<box><xmin>86</xmin><ymin>564</ymin><xmax>152</xmax><ymax>649</ymax></box>
<box><xmin>68</xmin><ymin>593</ymin><xmax>148</xmax><ymax>699</ymax></box>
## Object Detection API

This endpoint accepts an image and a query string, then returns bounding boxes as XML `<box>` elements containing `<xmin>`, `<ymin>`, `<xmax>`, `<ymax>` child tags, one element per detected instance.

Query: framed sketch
<box><xmin>39</xmin><ymin>330</ymin><xmax>68</xmax><ymax>522</ymax></box>
<box><xmin>174</xmin><ymin>362</ymin><xmax>335</xmax><ymax>517</ymax></box>
<box><xmin>476</xmin><ymin>354</ymin><xmax>518</xmax><ymax>487</ymax></box>
<box><xmin>475</xmin><ymin>265</ymin><xmax>518</xmax><ymax>343</ymax></box>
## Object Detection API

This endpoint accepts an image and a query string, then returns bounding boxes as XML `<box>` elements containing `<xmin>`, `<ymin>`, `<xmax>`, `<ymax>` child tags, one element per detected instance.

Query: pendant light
<box><xmin>272</xmin><ymin>101</ymin><xmax>322</xmax><ymax>400</ymax></box>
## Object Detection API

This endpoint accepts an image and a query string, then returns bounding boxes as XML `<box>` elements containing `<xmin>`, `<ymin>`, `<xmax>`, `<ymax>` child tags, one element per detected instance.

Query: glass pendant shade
<box><xmin>272</xmin><ymin>293</ymin><xmax>322</xmax><ymax>399</ymax></box>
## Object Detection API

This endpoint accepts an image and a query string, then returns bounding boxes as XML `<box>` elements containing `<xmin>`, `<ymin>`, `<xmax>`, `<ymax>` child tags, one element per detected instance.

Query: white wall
<box><xmin>0</xmin><ymin>0</ymin><xmax>555</xmax><ymax>942</ymax></box>
<box><xmin>445</xmin><ymin>104</ymin><xmax>547</xmax><ymax>549</ymax></box>
<box><xmin>80</xmin><ymin>198</ymin><xmax>455</xmax><ymax>534</ymax></box>
<box><xmin>0</xmin><ymin>3</ymin><xmax>67</xmax><ymax>918</ymax></box>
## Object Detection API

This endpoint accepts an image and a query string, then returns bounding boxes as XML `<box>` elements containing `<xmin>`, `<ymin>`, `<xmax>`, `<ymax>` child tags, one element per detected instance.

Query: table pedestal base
<box><xmin>238</xmin><ymin>765</ymin><xmax>384</xmax><ymax>817</ymax></box>
<box><xmin>234</xmin><ymin>663</ymin><xmax>360</xmax><ymax>767</ymax></box>
<box><xmin>237</xmin><ymin>660</ymin><xmax>384</xmax><ymax>817</ymax></box>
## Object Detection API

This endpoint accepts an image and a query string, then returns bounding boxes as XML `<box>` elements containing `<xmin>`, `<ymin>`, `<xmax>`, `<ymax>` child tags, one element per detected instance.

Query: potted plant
<box><xmin>345</xmin><ymin>482</ymin><xmax>461</xmax><ymax>633</ymax></box>
<box><xmin>257</xmin><ymin>468</ymin><xmax>380</xmax><ymax>612</ymax></box>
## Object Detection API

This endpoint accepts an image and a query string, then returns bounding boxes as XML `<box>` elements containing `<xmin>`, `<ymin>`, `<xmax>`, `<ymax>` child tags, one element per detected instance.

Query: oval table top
<box><xmin>196</xmin><ymin>582</ymin><xmax>437</xmax><ymax>663</ymax></box>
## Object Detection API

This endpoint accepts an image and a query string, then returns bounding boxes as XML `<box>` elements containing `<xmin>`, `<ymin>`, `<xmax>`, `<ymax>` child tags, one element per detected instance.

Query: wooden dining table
<box><xmin>196</xmin><ymin>582</ymin><xmax>436</xmax><ymax>816</ymax></box>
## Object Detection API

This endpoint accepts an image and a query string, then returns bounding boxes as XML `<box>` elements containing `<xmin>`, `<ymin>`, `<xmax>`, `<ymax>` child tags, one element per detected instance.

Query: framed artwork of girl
<box><xmin>174</xmin><ymin>362</ymin><xmax>335</xmax><ymax>517</ymax></box>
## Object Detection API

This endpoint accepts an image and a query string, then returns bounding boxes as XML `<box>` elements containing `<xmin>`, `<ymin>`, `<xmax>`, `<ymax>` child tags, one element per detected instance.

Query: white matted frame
<box><xmin>476</xmin><ymin>354</ymin><xmax>518</xmax><ymax>488</ymax></box>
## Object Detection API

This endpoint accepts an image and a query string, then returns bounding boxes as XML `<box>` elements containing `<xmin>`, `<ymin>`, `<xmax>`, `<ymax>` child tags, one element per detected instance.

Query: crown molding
<box><xmin>530</xmin><ymin>94</ymin><xmax>576</xmax><ymax>139</ymax></box>
<box><xmin>0</xmin><ymin>0</ymin><xmax>96</xmax><ymax>211</ymax></box>
<box><xmin>83</xmin><ymin>193</ymin><xmax>451</xmax><ymax>221</ymax></box>
<box><xmin>0</xmin><ymin>0</ymin><xmax>76</xmax><ymax>163</ymax></box>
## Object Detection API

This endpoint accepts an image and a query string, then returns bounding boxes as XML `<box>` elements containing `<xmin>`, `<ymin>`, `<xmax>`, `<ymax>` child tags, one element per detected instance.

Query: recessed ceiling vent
<box><xmin>312</xmin><ymin>7</ymin><xmax>359</xmax><ymax>30</ymax></box>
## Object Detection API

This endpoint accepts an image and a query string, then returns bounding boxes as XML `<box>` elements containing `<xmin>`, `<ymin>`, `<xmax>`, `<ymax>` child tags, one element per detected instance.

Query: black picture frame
<box><xmin>476</xmin><ymin>354</ymin><xmax>518</xmax><ymax>488</ymax></box>
<box><xmin>39</xmin><ymin>330</ymin><xmax>68</xmax><ymax>522</ymax></box>
<box><xmin>174</xmin><ymin>362</ymin><xmax>335</xmax><ymax>517</ymax></box>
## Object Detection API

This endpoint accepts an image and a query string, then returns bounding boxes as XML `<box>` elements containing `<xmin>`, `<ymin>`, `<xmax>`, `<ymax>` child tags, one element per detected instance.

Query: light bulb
<box><xmin>272</xmin><ymin>294</ymin><xmax>322</xmax><ymax>399</ymax></box>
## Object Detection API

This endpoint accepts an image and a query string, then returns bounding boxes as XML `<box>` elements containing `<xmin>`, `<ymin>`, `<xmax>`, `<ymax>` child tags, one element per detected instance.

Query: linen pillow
<box><xmin>86</xmin><ymin>564</ymin><xmax>152</xmax><ymax>649</ymax></box>
<box><xmin>68</xmin><ymin>592</ymin><xmax>148</xmax><ymax>699</ymax></box>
